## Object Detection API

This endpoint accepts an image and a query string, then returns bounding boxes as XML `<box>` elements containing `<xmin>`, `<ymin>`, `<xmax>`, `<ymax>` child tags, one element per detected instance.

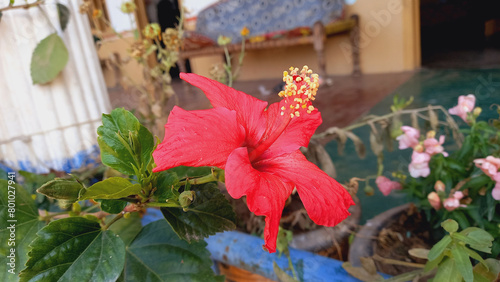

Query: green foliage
<box><xmin>122</xmin><ymin>220</ymin><xmax>223</xmax><ymax>282</ymax></box>
<box><xmin>97</xmin><ymin>108</ymin><xmax>155</xmax><ymax>176</ymax></box>
<box><xmin>56</xmin><ymin>3</ymin><xmax>70</xmax><ymax>31</ymax></box>
<box><xmin>0</xmin><ymin>180</ymin><xmax>45</xmax><ymax>281</ymax></box>
<box><xmin>30</xmin><ymin>33</ymin><xmax>68</xmax><ymax>84</ymax></box>
<box><xmin>106</xmin><ymin>212</ymin><xmax>142</xmax><ymax>246</ymax></box>
<box><xmin>425</xmin><ymin>220</ymin><xmax>495</xmax><ymax>282</ymax></box>
<box><xmin>80</xmin><ymin>177</ymin><xmax>141</xmax><ymax>200</ymax></box>
<box><xmin>20</xmin><ymin>217</ymin><xmax>124</xmax><ymax>282</ymax></box>
<box><xmin>97</xmin><ymin>199</ymin><xmax>128</xmax><ymax>214</ymax></box>
<box><xmin>161</xmin><ymin>183</ymin><xmax>236</xmax><ymax>242</ymax></box>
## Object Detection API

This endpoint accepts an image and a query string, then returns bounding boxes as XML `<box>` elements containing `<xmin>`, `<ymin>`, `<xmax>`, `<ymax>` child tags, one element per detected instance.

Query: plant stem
<box><xmin>372</xmin><ymin>254</ymin><xmax>425</xmax><ymax>268</ymax></box>
<box><xmin>179</xmin><ymin>173</ymin><xmax>218</xmax><ymax>186</ymax></box>
<box><xmin>223</xmin><ymin>46</ymin><xmax>233</xmax><ymax>87</ymax></box>
<box><xmin>313</xmin><ymin>105</ymin><xmax>464</xmax><ymax>144</ymax></box>
<box><xmin>286</xmin><ymin>253</ymin><xmax>298</xmax><ymax>280</ymax></box>
<box><xmin>0</xmin><ymin>0</ymin><xmax>44</xmax><ymax>12</ymax></box>
<box><xmin>103</xmin><ymin>212</ymin><xmax>124</xmax><ymax>230</ymax></box>
<box><xmin>147</xmin><ymin>202</ymin><xmax>181</xmax><ymax>208</ymax></box>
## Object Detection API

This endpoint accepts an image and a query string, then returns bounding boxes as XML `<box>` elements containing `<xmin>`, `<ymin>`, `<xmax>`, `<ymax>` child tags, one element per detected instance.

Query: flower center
<box><xmin>248</xmin><ymin>66</ymin><xmax>319</xmax><ymax>162</ymax></box>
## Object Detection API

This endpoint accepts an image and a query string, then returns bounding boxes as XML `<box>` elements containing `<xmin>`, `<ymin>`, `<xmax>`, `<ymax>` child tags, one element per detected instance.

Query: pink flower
<box><xmin>152</xmin><ymin>68</ymin><xmax>354</xmax><ymax>253</ymax></box>
<box><xmin>396</xmin><ymin>126</ymin><xmax>420</xmax><ymax>150</ymax></box>
<box><xmin>428</xmin><ymin>192</ymin><xmax>441</xmax><ymax>210</ymax></box>
<box><xmin>409</xmin><ymin>149</ymin><xmax>431</xmax><ymax>178</ymax></box>
<box><xmin>443</xmin><ymin>197</ymin><xmax>462</xmax><ymax>211</ymax></box>
<box><xmin>492</xmin><ymin>183</ymin><xmax>500</xmax><ymax>200</ymax></box>
<box><xmin>448</xmin><ymin>94</ymin><xmax>475</xmax><ymax>122</ymax></box>
<box><xmin>423</xmin><ymin>135</ymin><xmax>448</xmax><ymax>157</ymax></box>
<box><xmin>375</xmin><ymin>176</ymin><xmax>402</xmax><ymax>196</ymax></box>
<box><xmin>453</xmin><ymin>191</ymin><xmax>464</xmax><ymax>200</ymax></box>
<box><xmin>474</xmin><ymin>156</ymin><xmax>500</xmax><ymax>178</ymax></box>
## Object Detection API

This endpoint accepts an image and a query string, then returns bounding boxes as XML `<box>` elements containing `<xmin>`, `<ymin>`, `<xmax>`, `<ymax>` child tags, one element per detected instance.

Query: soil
<box><xmin>373</xmin><ymin>204</ymin><xmax>435</xmax><ymax>275</ymax></box>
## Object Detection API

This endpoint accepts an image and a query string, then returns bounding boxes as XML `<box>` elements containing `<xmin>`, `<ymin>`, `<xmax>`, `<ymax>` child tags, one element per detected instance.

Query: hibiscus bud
<box><xmin>434</xmin><ymin>180</ymin><xmax>445</xmax><ymax>192</ymax></box>
<box><xmin>179</xmin><ymin>191</ymin><xmax>196</xmax><ymax>210</ymax></box>
<box><xmin>427</xmin><ymin>192</ymin><xmax>441</xmax><ymax>210</ymax></box>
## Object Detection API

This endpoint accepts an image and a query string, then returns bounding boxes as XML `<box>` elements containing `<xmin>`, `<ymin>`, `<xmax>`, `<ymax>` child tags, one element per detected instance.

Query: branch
<box><xmin>0</xmin><ymin>0</ymin><xmax>44</xmax><ymax>12</ymax></box>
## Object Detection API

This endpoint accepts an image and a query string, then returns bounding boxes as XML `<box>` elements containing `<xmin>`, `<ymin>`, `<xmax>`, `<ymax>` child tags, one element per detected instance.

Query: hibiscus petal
<box><xmin>258</xmin><ymin>101</ymin><xmax>322</xmax><ymax>160</ymax></box>
<box><xmin>255</xmin><ymin>150</ymin><xmax>354</xmax><ymax>227</ymax></box>
<box><xmin>180</xmin><ymin>73</ymin><xmax>268</xmax><ymax>147</ymax></box>
<box><xmin>225</xmin><ymin>147</ymin><xmax>294</xmax><ymax>252</ymax></box>
<box><xmin>152</xmin><ymin>106</ymin><xmax>245</xmax><ymax>172</ymax></box>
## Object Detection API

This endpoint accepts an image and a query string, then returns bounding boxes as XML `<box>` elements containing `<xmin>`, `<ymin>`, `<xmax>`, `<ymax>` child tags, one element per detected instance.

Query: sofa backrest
<box><xmin>196</xmin><ymin>0</ymin><xmax>345</xmax><ymax>43</ymax></box>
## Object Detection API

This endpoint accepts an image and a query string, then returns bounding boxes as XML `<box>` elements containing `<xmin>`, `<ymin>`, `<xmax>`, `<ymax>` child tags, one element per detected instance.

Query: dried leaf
<box><xmin>409</xmin><ymin>248</ymin><xmax>430</xmax><ymax>260</ymax></box>
<box><xmin>369</xmin><ymin>122</ymin><xmax>384</xmax><ymax>157</ymax></box>
<box><xmin>334</xmin><ymin>127</ymin><xmax>348</xmax><ymax>155</ymax></box>
<box><xmin>346</xmin><ymin>131</ymin><xmax>366</xmax><ymax>159</ymax></box>
<box><xmin>342</xmin><ymin>262</ymin><xmax>384</xmax><ymax>282</ymax></box>
<box><xmin>411</xmin><ymin>111</ymin><xmax>419</xmax><ymax>131</ymax></box>
<box><xmin>428</xmin><ymin>106</ymin><xmax>439</xmax><ymax>130</ymax></box>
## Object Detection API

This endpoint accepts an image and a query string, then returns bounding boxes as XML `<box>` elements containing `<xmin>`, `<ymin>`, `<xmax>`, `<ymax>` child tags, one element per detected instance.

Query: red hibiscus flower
<box><xmin>153</xmin><ymin>66</ymin><xmax>354</xmax><ymax>252</ymax></box>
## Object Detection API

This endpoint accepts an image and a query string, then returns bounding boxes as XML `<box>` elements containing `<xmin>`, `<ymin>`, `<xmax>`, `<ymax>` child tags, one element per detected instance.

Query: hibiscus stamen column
<box><xmin>248</xmin><ymin>66</ymin><xmax>320</xmax><ymax>162</ymax></box>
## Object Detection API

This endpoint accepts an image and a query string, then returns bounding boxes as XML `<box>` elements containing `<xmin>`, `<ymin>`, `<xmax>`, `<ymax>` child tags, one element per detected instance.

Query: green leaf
<box><xmin>36</xmin><ymin>178</ymin><xmax>84</xmax><ymax>201</ymax></box>
<box><xmin>433</xmin><ymin>258</ymin><xmax>463</xmax><ymax>282</ymax></box>
<box><xmin>452</xmin><ymin>232</ymin><xmax>492</xmax><ymax>253</ymax></box>
<box><xmin>97</xmin><ymin>199</ymin><xmax>128</xmax><ymax>214</ymax></box>
<box><xmin>424</xmin><ymin>252</ymin><xmax>444</xmax><ymax>272</ymax></box>
<box><xmin>161</xmin><ymin>183</ymin><xmax>236</xmax><ymax>242</ymax></box>
<box><xmin>273</xmin><ymin>262</ymin><xmax>299</xmax><ymax>282</ymax></box>
<box><xmin>30</xmin><ymin>33</ymin><xmax>68</xmax><ymax>84</ymax></box>
<box><xmin>451</xmin><ymin>245</ymin><xmax>473</xmax><ymax>282</ymax></box>
<box><xmin>168</xmin><ymin>166</ymin><xmax>213</xmax><ymax>179</ymax></box>
<box><xmin>20</xmin><ymin>217</ymin><xmax>125</xmax><ymax>282</ymax></box>
<box><xmin>155</xmin><ymin>171</ymin><xmax>180</xmax><ymax>202</ymax></box>
<box><xmin>123</xmin><ymin>220</ymin><xmax>223</xmax><ymax>281</ymax></box>
<box><xmin>97</xmin><ymin>108</ymin><xmax>154</xmax><ymax>175</ymax></box>
<box><xmin>473</xmin><ymin>258</ymin><xmax>500</xmax><ymax>282</ymax></box>
<box><xmin>0</xmin><ymin>180</ymin><xmax>45</xmax><ymax>281</ymax></box>
<box><xmin>441</xmin><ymin>219</ymin><xmax>459</xmax><ymax>233</ymax></box>
<box><xmin>57</xmin><ymin>3</ymin><xmax>70</xmax><ymax>31</ymax></box>
<box><xmin>107</xmin><ymin>212</ymin><xmax>142</xmax><ymax>246</ymax></box>
<box><xmin>428</xmin><ymin>235</ymin><xmax>452</xmax><ymax>261</ymax></box>
<box><xmin>80</xmin><ymin>177</ymin><xmax>142</xmax><ymax>200</ymax></box>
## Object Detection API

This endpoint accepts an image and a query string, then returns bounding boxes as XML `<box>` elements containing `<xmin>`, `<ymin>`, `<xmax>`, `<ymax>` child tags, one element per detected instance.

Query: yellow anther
<box><xmin>302</xmin><ymin>104</ymin><xmax>307</xmax><ymax>109</ymax></box>
<box><xmin>281</xmin><ymin>106</ymin><xmax>286</xmax><ymax>110</ymax></box>
<box><xmin>308</xmin><ymin>105</ymin><xmax>315</xmax><ymax>111</ymax></box>
<box><xmin>294</xmin><ymin>111</ymin><xmax>300</xmax><ymax>117</ymax></box>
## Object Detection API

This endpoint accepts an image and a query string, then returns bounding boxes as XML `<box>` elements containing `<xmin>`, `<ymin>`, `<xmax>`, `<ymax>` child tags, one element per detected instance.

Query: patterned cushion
<box><xmin>196</xmin><ymin>0</ymin><xmax>345</xmax><ymax>43</ymax></box>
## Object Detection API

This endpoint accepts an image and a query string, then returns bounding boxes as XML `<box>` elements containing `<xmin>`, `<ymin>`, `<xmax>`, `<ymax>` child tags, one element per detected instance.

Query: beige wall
<box><xmin>190</xmin><ymin>0</ymin><xmax>421</xmax><ymax>80</ymax></box>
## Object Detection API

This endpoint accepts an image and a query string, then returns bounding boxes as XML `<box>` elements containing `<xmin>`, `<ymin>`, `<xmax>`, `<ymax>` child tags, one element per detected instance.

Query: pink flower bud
<box><xmin>428</xmin><ymin>192</ymin><xmax>441</xmax><ymax>210</ymax></box>
<box><xmin>396</xmin><ymin>126</ymin><xmax>420</xmax><ymax>150</ymax></box>
<box><xmin>375</xmin><ymin>176</ymin><xmax>402</xmax><ymax>196</ymax></box>
<box><xmin>434</xmin><ymin>180</ymin><xmax>445</xmax><ymax>192</ymax></box>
